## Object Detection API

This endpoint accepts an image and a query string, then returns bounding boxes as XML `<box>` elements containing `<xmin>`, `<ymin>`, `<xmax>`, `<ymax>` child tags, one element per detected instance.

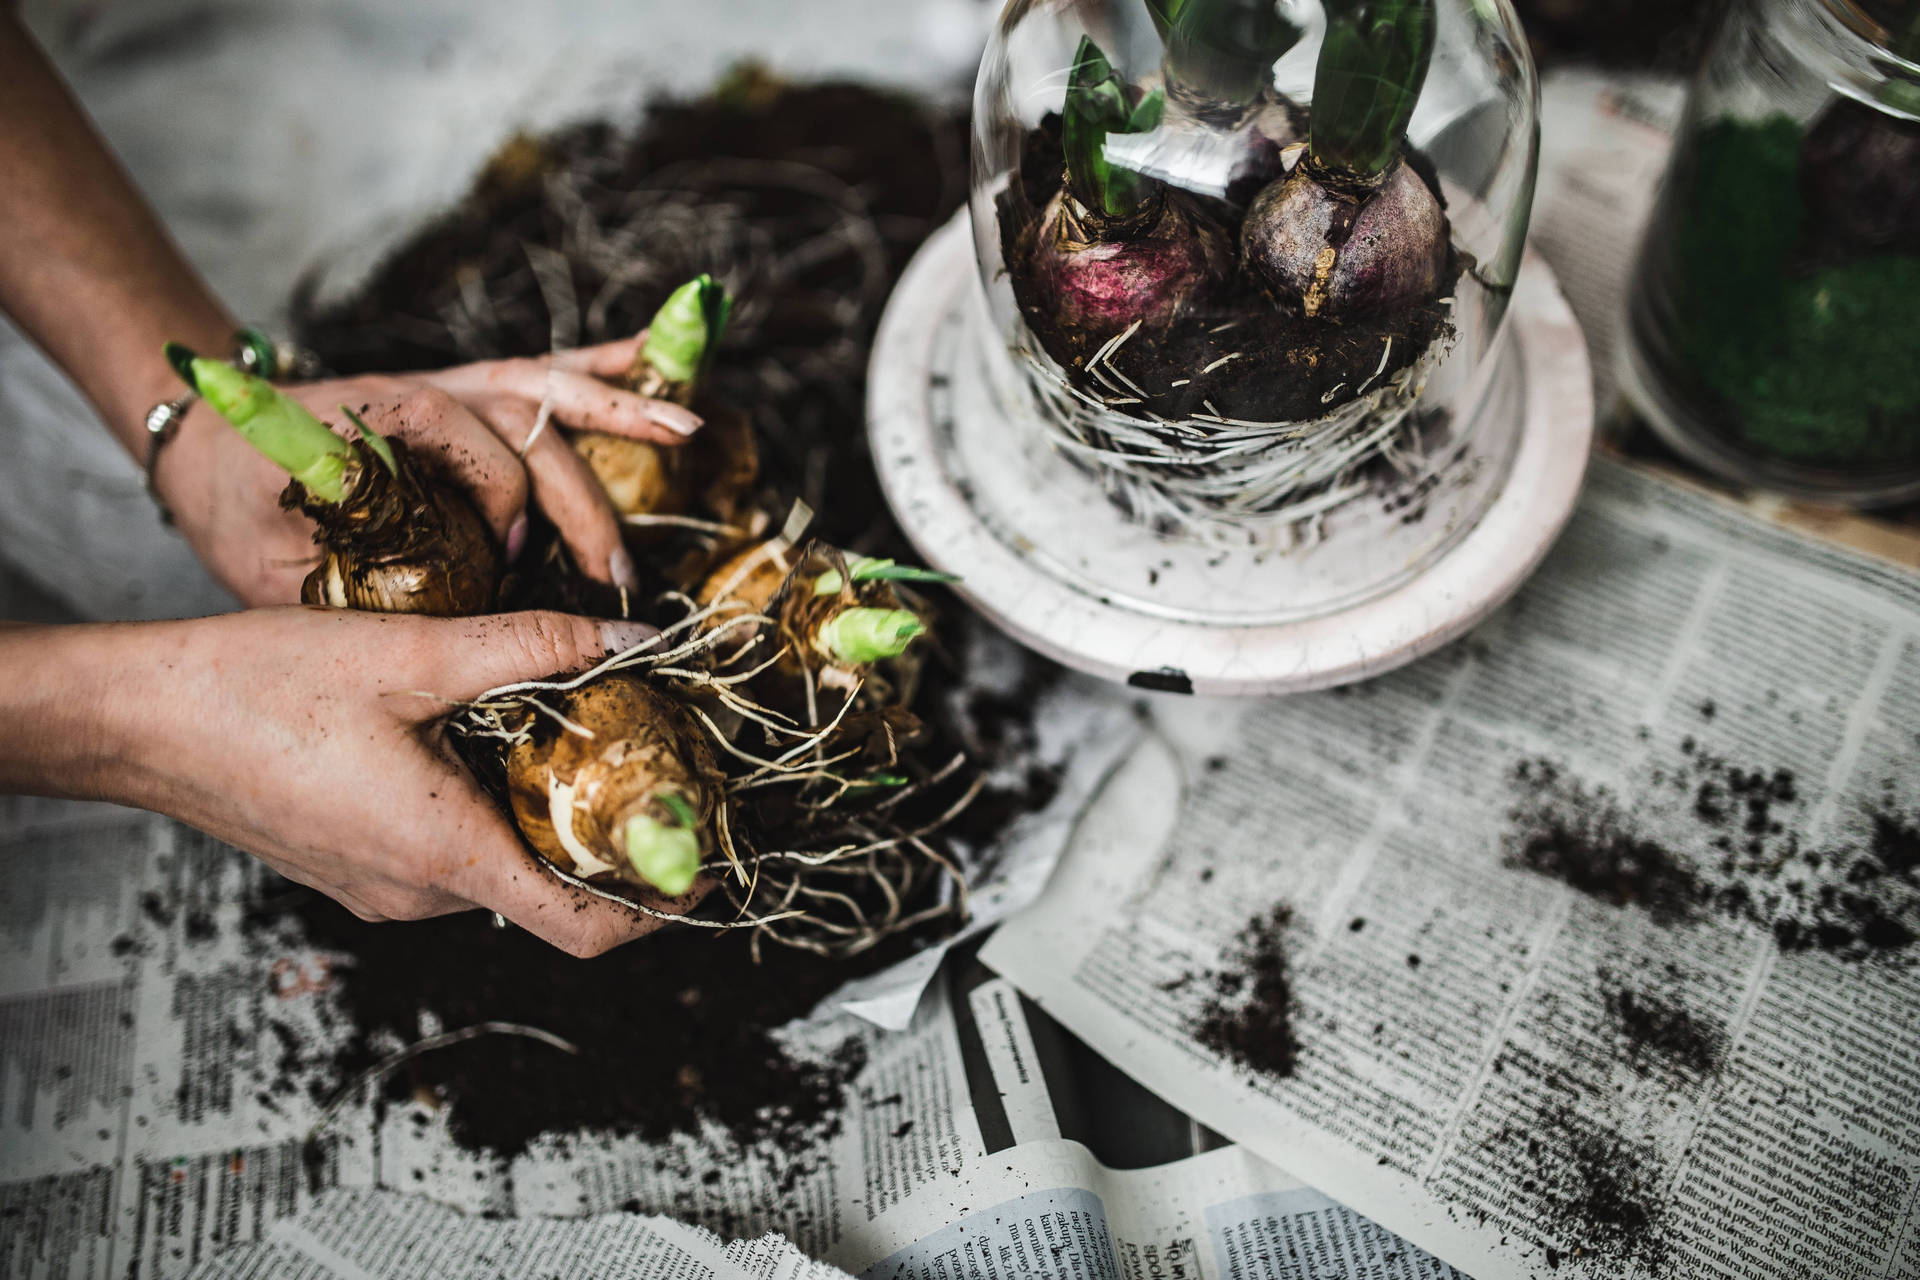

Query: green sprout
<box><xmin>1147</xmin><ymin>0</ymin><xmax>1303</xmax><ymax>111</ymax></box>
<box><xmin>167</xmin><ymin>343</ymin><xmax>356</xmax><ymax>502</ymax></box>
<box><xmin>640</xmin><ymin>274</ymin><xmax>733</xmax><ymax>387</ymax></box>
<box><xmin>622</xmin><ymin>792</ymin><xmax>702</xmax><ymax>896</ymax></box>
<box><xmin>811</xmin><ymin>556</ymin><xmax>961</xmax><ymax>596</ymax></box>
<box><xmin>817</xmin><ymin>608</ymin><xmax>925</xmax><ymax>665</ymax></box>
<box><xmin>1309</xmin><ymin>0</ymin><xmax>1437</xmax><ymax>182</ymax></box>
<box><xmin>1063</xmin><ymin>36</ymin><xmax>1168</xmax><ymax>222</ymax></box>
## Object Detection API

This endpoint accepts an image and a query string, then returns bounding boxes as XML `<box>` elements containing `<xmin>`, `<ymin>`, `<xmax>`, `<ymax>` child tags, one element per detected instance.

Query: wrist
<box><xmin>0</xmin><ymin>620</ymin><xmax>168</xmax><ymax>804</ymax></box>
<box><xmin>108</xmin><ymin>311</ymin><xmax>234</xmax><ymax>459</ymax></box>
<box><xmin>148</xmin><ymin>398</ymin><xmax>229</xmax><ymax>535</ymax></box>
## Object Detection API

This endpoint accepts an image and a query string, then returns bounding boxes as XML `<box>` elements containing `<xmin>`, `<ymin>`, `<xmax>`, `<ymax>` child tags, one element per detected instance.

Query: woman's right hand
<box><xmin>1</xmin><ymin>606</ymin><xmax>698</xmax><ymax>956</ymax></box>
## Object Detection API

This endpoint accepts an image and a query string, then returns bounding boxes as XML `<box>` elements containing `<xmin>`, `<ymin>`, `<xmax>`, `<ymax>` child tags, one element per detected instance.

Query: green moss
<box><xmin>1668</xmin><ymin>115</ymin><xmax>1920</xmax><ymax>466</ymax></box>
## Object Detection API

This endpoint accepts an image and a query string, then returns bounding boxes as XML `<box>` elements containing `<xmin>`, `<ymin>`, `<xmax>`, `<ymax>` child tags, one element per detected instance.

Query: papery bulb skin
<box><xmin>574</xmin><ymin>433</ymin><xmax>679</xmax><ymax>519</ymax></box>
<box><xmin>1228</xmin><ymin>97</ymin><xmax>1308</xmax><ymax>203</ymax></box>
<box><xmin>295</xmin><ymin>439</ymin><xmax>502</xmax><ymax>616</ymax></box>
<box><xmin>1241</xmin><ymin>158</ymin><xmax>1445</xmax><ymax>320</ymax></box>
<box><xmin>504</xmin><ymin>673</ymin><xmax>720</xmax><ymax>893</ymax></box>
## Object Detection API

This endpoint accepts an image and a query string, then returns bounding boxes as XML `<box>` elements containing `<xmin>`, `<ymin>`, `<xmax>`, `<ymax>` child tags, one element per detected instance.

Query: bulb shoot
<box><xmin>1239</xmin><ymin>0</ymin><xmax>1447</xmax><ymax>321</ymax></box>
<box><xmin>622</xmin><ymin>811</ymin><xmax>703</xmax><ymax>896</ymax></box>
<box><xmin>169</xmin><ymin>346</ymin><xmax>356</xmax><ymax>502</ymax></box>
<box><xmin>817</xmin><ymin>608</ymin><xmax>925</xmax><ymax>666</ymax></box>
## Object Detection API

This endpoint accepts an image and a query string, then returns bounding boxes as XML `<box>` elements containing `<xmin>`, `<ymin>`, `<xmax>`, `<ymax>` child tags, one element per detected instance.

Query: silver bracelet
<box><xmin>143</xmin><ymin>392</ymin><xmax>199</xmax><ymax>526</ymax></box>
<box><xmin>142</xmin><ymin>327</ymin><xmax>322</xmax><ymax>525</ymax></box>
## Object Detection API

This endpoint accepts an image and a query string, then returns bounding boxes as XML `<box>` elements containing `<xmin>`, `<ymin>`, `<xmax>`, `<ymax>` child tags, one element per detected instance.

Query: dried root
<box><xmin>453</xmin><ymin>596</ymin><xmax>971</xmax><ymax>958</ymax></box>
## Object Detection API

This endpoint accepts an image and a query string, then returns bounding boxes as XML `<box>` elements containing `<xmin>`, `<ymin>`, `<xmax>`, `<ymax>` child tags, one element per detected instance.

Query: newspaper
<box><xmin>0</xmin><ymin>672</ymin><xmax>1129</xmax><ymax>1279</ymax></box>
<box><xmin>187</xmin><ymin>1190</ymin><xmax>857</xmax><ymax>1280</ymax></box>
<box><xmin>1</xmin><ymin>796</ymin><xmax>1460</xmax><ymax>1280</ymax></box>
<box><xmin>0</xmin><ymin>804</ymin><xmax>974</xmax><ymax>1277</ymax></box>
<box><xmin>166</xmin><ymin>974</ymin><xmax>1472</xmax><ymax>1280</ymax></box>
<box><xmin>839</xmin><ymin>977</ymin><xmax>1468</xmax><ymax>1280</ymax></box>
<box><xmin>984</xmin><ymin>458</ymin><xmax>1920</xmax><ymax>1279</ymax></box>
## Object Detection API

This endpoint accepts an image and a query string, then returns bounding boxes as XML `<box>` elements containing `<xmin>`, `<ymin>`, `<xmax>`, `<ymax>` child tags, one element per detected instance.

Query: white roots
<box><xmin>1016</xmin><ymin>311</ymin><xmax>1464</xmax><ymax>549</ymax></box>
<box><xmin>450</xmin><ymin>591</ymin><xmax>972</xmax><ymax>959</ymax></box>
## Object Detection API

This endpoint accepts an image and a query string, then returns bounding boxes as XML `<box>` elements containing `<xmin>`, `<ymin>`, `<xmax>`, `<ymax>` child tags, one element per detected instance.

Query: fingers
<box><xmin>413</xmin><ymin>747</ymin><xmax>703</xmax><ymax>956</ymax></box>
<box><xmin>476</xmin><ymin>398</ymin><xmax>640</xmax><ymax>590</ymax></box>
<box><xmin>543</xmin><ymin>369</ymin><xmax>703</xmax><ymax>440</ymax></box>
<box><xmin>426</xmin><ymin>360</ymin><xmax>702</xmax><ymax>443</ymax></box>
<box><xmin>419</xmin><ymin>610</ymin><xmax>656</xmax><ymax>704</ymax></box>
<box><xmin>407</xmin><ymin>627</ymin><xmax>691</xmax><ymax>958</ymax></box>
<box><xmin>554</xmin><ymin>331</ymin><xmax>646</xmax><ymax>378</ymax></box>
<box><xmin>353</xmin><ymin>387</ymin><xmax>528</xmax><ymax>544</ymax></box>
<box><xmin>468</xmin><ymin>832</ymin><xmax>711</xmax><ymax>957</ymax></box>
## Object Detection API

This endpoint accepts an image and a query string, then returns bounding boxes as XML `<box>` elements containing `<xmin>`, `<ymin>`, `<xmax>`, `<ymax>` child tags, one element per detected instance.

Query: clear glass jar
<box><xmin>963</xmin><ymin>0</ymin><xmax>1540</xmax><ymax>621</ymax></box>
<box><xmin>1623</xmin><ymin>0</ymin><xmax>1920</xmax><ymax>506</ymax></box>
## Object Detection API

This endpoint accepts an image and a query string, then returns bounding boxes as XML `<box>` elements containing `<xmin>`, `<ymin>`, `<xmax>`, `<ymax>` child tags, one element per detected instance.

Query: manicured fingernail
<box><xmin>609</xmin><ymin>546</ymin><xmax>640</xmax><ymax>592</ymax></box>
<box><xmin>598</xmin><ymin>621</ymin><xmax>658</xmax><ymax>655</ymax></box>
<box><xmin>505</xmin><ymin>514</ymin><xmax>528</xmax><ymax>560</ymax></box>
<box><xmin>652</xmin><ymin>404</ymin><xmax>703</xmax><ymax>437</ymax></box>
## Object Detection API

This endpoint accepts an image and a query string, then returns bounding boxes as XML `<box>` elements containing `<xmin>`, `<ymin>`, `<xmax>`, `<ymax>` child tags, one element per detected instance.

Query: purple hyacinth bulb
<box><xmin>1028</xmin><ymin>192</ymin><xmax>1226</xmax><ymax>345</ymax></box>
<box><xmin>1241</xmin><ymin>158</ymin><xmax>1445</xmax><ymax>319</ymax></box>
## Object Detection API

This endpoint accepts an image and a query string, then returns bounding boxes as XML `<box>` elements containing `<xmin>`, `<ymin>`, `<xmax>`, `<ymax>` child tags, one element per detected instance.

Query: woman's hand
<box><xmin>154</xmin><ymin>333</ymin><xmax>699</xmax><ymax>607</ymax></box>
<box><xmin>0</xmin><ymin>607</ymin><xmax>697</xmax><ymax>956</ymax></box>
<box><xmin>3</xmin><ymin>18</ymin><xmax>695</xmax><ymax>604</ymax></box>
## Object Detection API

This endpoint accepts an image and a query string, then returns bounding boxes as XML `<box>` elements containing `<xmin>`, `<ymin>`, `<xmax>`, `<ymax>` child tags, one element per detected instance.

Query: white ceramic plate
<box><xmin>868</xmin><ymin>213</ymin><xmax>1594</xmax><ymax>696</ymax></box>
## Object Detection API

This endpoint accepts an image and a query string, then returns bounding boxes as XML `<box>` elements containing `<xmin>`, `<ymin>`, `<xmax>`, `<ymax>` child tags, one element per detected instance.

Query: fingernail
<box><xmin>598</xmin><ymin>620</ymin><xmax>658</xmax><ymax>655</ymax></box>
<box><xmin>505</xmin><ymin>514</ymin><xmax>528</xmax><ymax>560</ymax></box>
<box><xmin>653</xmin><ymin>405</ymin><xmax>703</xmax><ymax>437</ymax></box>
<box><xmin>609</xmin><ymin>545</ymin><xmax>641</xmax><ymax>592</ymax></box>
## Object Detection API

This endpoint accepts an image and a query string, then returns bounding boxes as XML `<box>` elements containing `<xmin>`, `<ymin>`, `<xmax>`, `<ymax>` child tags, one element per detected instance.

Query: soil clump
<box><xmin>1192</xmin><ymin>906</ymin><xmax>1301</xmax><ymax>1078</ymax></box>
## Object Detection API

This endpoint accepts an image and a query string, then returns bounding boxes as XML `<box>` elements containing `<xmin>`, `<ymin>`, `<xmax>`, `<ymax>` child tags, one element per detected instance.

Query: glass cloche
<box><xmin>961</xmin><ymin>0</ymin><xmax>1541</xmax><ymax>623</ymax></box>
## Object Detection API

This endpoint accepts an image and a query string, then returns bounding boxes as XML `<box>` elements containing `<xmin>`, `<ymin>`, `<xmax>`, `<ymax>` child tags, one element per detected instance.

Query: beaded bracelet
<box><xmin>143</xmin><ymin>327</ymin><xmax>321</xmax><ymax>525</ymax></box>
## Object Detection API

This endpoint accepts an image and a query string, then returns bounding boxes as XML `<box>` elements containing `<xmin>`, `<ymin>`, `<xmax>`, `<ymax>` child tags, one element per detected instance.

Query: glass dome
<box><xmin>1624</xmin><ymin>0</ymin><xmax>1920</xmax><ymax>505</ymax></box>
<box><xmin>962</xmin><ymin>0</ymin><xmax>1540</xmax><ymax>623</ymax></box>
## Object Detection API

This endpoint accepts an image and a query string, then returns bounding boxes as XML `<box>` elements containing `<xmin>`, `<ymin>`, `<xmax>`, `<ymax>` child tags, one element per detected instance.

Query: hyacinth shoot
<box><xmin>640</xmin><ymin>273</ymin><xmax>732</xmax><ymax>387</ymax></box>
<box><xmin>1062</xmin><ymin>36</ymin><xmax>1168</xmax><ymax>222</ymax></box>
<box><xmin>1147</xmin><ymin>0</ymin><xmax>1304</xmax><ymax>112</ymax></box>
<box><xmin>1309</xmin><ymin>0</ymin><xmax>1437</xmax><ymax>184</ymax></box>
<box><xmin>168</xmin><ymin>346</ymin><xmax>357</xmax><ymax>503</ymax></box>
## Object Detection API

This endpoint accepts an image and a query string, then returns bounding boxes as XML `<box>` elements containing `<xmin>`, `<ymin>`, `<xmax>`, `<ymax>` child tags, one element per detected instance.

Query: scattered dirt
<box><xmin>246</xmin><ymin>888</ymin><xmax>885</xmax><ymax>1170</ymax></box>
<box><xmin>275</xmin><ymin>82</ymin><xmax>1077</xmax><ymax>1166</ymax></box>
<box><xmin>1507</xmin><ymin>758</ymin><xmax>1711</xmax><ymax>926</ymax></box>
<box><xmin>1192</xmin><ymin>906</ymin><xmax>1300</xmax><ymax>1078</ymax></box>
<box><xmin>1506</xmin><ymin>744</ymin><xmax>1920</xmax><ymax>961</ymax></box>
<box><xmin>1599</xmin><ymin>971</ymin><xmax>1725</xmax><ymax>1079</ymax></box>
<box><xmin>1493</xmin><ymin>1103</ymin><xmax>1670</xmax><ymax>1273</ymax></box>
